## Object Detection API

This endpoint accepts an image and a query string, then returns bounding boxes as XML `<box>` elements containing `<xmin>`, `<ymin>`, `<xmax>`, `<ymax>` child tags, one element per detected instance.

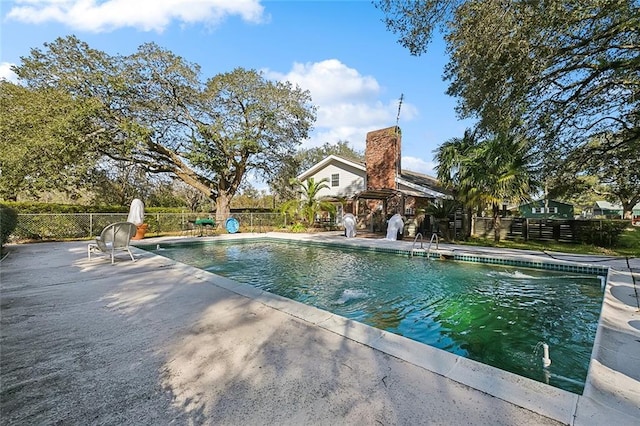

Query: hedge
<box><xmin>0</xmin><ymin>201</ymin><xmax>188</xmax><ymax>214</ymax></box>
<box><xmin>1</xmin><ymin>204</ymin><xmax>18</xmax><ymax>248</ymax></box>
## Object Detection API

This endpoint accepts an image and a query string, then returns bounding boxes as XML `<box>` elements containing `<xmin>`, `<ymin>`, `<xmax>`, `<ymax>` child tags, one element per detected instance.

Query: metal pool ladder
<box><xmin>410</xmin><ymin>232</ymin><xmax>439</xmax><ymax>259</ymax></box>
<box><xmin>427</xmin><ymin>233</ymin><xmax>439</xmax><ymax>257</ymax></box>
<box><xmin>410</xmin><ymin>233</ymin><xmax>425</xmax><ymax>257</ymax></box>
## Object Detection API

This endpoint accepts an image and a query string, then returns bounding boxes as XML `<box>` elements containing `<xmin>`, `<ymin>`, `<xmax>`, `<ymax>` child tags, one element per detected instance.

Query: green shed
<box><xmin>519</xmin><ymin>199</ymin><xmax>574</xmax><ymax>219</ymax></box>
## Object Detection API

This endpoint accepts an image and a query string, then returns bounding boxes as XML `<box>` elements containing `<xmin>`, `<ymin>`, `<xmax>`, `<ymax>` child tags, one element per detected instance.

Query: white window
<box><xmin>331</xmin><ymin>173</ymin><xmax>339</xmax><ymax>187</ymax></box>
<box><xmin>532</xmin><ymin>206</ymin><xmax>558</xmax><ymax>214</ymax></box>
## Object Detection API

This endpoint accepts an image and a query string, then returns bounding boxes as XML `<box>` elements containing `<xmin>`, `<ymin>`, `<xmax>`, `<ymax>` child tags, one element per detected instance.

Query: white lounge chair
<box><xmin>87</xmin><ymin>222</ymin><xmax>137</xmax><ymax>264</ymax></box>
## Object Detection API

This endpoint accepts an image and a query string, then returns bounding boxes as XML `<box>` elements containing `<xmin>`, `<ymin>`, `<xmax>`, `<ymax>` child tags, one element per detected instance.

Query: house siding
<box><xmin>305</xmin><ymin>161</ymin><xmax>364</xmax><ymax>199</ymax></box>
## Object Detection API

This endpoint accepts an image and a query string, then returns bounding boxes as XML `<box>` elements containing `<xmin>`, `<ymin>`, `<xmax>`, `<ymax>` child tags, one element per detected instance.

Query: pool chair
<box><xmin>87</xmin><ymin>222</ymin><xmax>137</xmax><ymax>264</ymax></box>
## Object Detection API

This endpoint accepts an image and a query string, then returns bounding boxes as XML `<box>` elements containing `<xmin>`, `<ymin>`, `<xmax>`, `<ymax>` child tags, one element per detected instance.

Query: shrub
<box><xmin>290</xmin><ymin>222</ymin><xmax>307</xmax><ymax>233</ymax></box>
<box><xmin>0</xmin><ymin>204</ymin><xmax>19</xmax><ymax>247</ymax></box>
<box><xmin>574</xmin><ymin>220</ymin><xmax>629</xmax><ymax>247</ymax></box>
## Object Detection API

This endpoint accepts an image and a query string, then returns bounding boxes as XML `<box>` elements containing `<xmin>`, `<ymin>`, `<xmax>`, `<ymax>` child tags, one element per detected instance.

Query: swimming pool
<box><xmin>148</xmin><ymin>238</ymin><xmax>604</xmax><ymax>394</ymax></box>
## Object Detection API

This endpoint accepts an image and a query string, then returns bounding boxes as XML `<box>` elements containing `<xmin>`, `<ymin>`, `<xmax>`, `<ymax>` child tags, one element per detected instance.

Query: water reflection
<box><xmin>156</xmin><ymin>240</ymin><xmax>603</xmax><ymax>394</ymax></box>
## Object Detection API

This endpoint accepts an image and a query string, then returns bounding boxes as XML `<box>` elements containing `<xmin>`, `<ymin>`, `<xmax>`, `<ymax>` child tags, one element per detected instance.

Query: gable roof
<box><xmin>399</xmin><ymin>170</ymin><xmax>448</xmax><ymax>193</ymax></box>
<box><xmin>520</xmin><ymin>199</ymin><xmax>573</xmax><ymax>207</ymax></box>
<box><xmin>594</xmin><ymin>201</ymin><xmax>622</xmax><ymax>210</ymax></box>
<box><xmin>297</xmin><ymin>155</ymin><xmax>450</xmax><ymax>199</ymax></box>
<box><xmin>296</xmin><ymin>155</ymin><xmax>365</xmax><ymax>181</ymax></box>
<box><xmin>397</xmin><ymin>170</ymin><xmax>450</xmax><ymax>198</ymax></box>
<box><xmin>594</xmin><ymin>201</ymin><xmax>640</xmax><ymax>210</ymax></box>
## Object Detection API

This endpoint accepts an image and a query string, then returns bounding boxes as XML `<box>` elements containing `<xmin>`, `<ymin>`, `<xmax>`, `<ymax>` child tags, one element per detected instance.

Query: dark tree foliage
<box><xmin>375</xmin><ymin>0</ymin><xmax>639</xmax><ymax>209</ymax></box>
<box><xmin>0</xmin><ymin>81</ymin><xmax>104</xmax><ymax>200</ymax></box>
<box><xmin>375</xmin><ymin>1</ymin><xmax>639</xmax><ymax>150</ymax></box>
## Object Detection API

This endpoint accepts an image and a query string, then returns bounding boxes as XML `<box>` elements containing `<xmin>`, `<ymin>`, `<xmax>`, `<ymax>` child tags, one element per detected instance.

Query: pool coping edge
<box><xmin>133</xmin><ymin>232</ymin><xmax>640</xmax><ymax>424</ymax></box>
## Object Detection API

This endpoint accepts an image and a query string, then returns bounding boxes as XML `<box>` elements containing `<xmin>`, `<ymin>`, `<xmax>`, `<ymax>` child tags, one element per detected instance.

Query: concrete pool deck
<box><xmin>0</xmin><ymin>232</ymin><xmax>638</xmax><ymax>425</ymax></box>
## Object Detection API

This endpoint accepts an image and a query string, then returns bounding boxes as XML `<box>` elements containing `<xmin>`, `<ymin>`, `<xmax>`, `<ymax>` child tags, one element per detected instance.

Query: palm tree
<box><xmin>435</xmin><ymin>129</ymin><xmax>537</xmax><ymax>241</ymax></box>
<box><xmin>473</xmin><ymin>133</ymin><xmax>536</xmax><ymax>241</ymax></box>
<box><xmin>282</xmin><ymin>177</ymin><xmax>336</xmax><ymax>226</ymax></box>
<box><xmin>425</xmin><ymin>199</ymin><xmax>460</xmax><ymax>240</ymax></box>
<box><xmin>435</xmin><ymin>129</ymin><xmax>482</xmax><ymax>238</ymax></box>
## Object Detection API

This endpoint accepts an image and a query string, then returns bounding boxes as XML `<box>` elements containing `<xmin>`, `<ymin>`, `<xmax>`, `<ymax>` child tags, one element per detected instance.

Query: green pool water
<box><xmin>150</xmin><ymin>239</ymin><xmax>604</xmax><ymax>394</ymax></box>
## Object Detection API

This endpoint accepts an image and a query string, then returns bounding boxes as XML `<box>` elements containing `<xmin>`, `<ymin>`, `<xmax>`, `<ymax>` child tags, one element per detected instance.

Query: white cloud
<box><xmin>402</xmin><ymin>156</ymin><xmax>437</xmax><ymax>177</ymax></box>
<box><xmin>5</xmin><ymin>0</ymin><xmax>266</xmax><ymax>33</ymax></box>
<box><xmin>264</xmin><ymin>59</ymin><xmax>417</xmax><ymax>151</ymax></box>
<box><xmin>0</xmin><ymin>63</ymin><xmax>19</xmax><ymax>83</ymax></box>
<box><xmin>270</xmin><ymin>59</ymin><xmax>380</xmax><ymax>104</ymax></box>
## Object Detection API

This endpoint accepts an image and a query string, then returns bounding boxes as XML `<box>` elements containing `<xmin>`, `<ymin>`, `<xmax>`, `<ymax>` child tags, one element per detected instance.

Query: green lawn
<box><xmin>460</xmin><ymin>226</ymin><xmax>640</xmax><ymax>257</ymax></box>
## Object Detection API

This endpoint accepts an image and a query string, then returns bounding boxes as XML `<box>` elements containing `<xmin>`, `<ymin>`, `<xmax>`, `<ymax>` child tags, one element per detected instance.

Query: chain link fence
<box><xmin>12</xmin><ymin>212</ymin><xmax>289</xmax><ymax>241</ymax></box>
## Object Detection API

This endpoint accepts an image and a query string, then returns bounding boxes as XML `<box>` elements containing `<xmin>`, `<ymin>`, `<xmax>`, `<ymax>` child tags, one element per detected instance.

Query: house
<box><xmin>518</xmin><ymin>199</ymin><xmax>574</xmax><ymax>219</ymax></box>
<box><xmin>590</xmin><ymin>201</ymin><xmax>640</xmax><ymax>220</ymax></box>
<box><xmin>296</xmin><ymin>126</ymin><xmax>450</xmax><ymax>234</ymax></box>
<box><xmin>295</xmin><ymin>155</ymin><xmax>366</xmax><ymax>200</ymax></box>
<box><xmin>591</xmin><ymin>201</ymin><xmax>623</xmax><ymax>218</ymax></box>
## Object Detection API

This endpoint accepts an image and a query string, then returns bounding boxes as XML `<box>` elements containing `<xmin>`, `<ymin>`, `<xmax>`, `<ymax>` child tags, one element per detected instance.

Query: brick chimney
<box><xmin>365</xmin><ymin>126</ymin><xmax>401</xmax><ymax>190</ymax></box>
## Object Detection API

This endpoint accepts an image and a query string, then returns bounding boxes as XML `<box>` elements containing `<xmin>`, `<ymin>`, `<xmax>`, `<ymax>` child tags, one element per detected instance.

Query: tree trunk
<box><xmin>215</xmin><ymin>192</ymin><xmax>232</xmax><ymax>229</ymax></box>
<box><xmin>465</xmin><ymin>207</ymin><xmax>473</xmax><ymax>239</ymax></box>
<box><xmin>438</xmin><ymin>220</ymin><xmax>450</xmax><ymax>241</ymax></box>
<box><xmin>493</xmin><ymin>204</ymin><xmax>501</xmax><ymax>242</ymax></box>
<box><xmin>622</xmin><ymin>202</ymin><xmax>633</xmax><ymax>220</ymax></box>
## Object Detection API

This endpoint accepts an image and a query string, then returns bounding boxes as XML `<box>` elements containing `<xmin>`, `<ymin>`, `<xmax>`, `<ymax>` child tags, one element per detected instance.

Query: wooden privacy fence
<box><xmin>472</xmin><ymin>217</ymin><xmax>624</xmax><ymax>244</ymax></box>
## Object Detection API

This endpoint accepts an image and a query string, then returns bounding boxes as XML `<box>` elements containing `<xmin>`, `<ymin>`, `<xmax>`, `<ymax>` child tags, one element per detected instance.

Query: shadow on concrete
<box><xmin>1</xmin><ymin>241</ymin><xmax>565</xmax><ymax>424</ymax></box>
<box><xmin>610</xmin><ymin>284</ymin><xmax>640</xmax><ymax>308</ymax></box>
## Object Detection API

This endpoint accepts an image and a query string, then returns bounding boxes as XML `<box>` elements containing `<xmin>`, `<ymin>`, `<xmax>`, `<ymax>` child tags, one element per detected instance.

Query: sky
<box><xmin>0</xmin><ymin>0</ymin><xmax>475</xmax><ymax>188</ymax></box>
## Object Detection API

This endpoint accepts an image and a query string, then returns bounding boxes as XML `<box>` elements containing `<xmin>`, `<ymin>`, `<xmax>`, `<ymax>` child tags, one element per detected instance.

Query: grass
<box><xmin>616</xmin><ymin>226</ymin><xmax>640</xmax><ymax>257</ymax></box>
<box><xmin>457</xmin><ymin>226</ymin><xmax>640</xmax><ymax>258</ymax></box>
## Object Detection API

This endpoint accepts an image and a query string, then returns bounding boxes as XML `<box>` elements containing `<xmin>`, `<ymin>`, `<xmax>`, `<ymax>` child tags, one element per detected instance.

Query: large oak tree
<box><xmin>12</xmin><ymin>36</ymin><xmax>316</xmax><ymax>222</ymax></box>
<box><xmin>376</xmin><ymin>0</ymin><xmax>639</xmax><ymax>206</ymax></box>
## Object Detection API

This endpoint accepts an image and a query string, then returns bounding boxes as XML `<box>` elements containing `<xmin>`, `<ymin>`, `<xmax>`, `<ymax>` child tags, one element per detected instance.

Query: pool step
<box><xmin>438</xmin><ymin>250</ymin><xmax>455</xmax><ymax>260</ymax></box>
<box><xmin>410</xmin><ymin>247</ymin><xmax>456</xmax><ymax>260</ymax></box>
<box><xmin>411</xmin><ymin>248</ymin><xmax>426</xmax><ymax>255</ymax></box>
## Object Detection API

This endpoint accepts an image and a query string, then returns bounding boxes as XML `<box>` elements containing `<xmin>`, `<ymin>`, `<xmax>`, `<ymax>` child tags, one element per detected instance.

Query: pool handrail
<box><xmin>427</xmin><ymin>233</ymin><xmax>439</xmax><ymax>258</ymax></box>
<box><xmin>410</xmin><ymin>233</ymin><xmax>424</xmax><ymax>257</ymax></box>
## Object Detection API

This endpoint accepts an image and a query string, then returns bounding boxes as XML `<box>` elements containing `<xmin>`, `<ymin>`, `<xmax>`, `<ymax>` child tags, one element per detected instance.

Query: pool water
<box><xmin>151</xmin><ymin>239</ymin><xmax>604</xmax><ymax>394</ymax></box>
